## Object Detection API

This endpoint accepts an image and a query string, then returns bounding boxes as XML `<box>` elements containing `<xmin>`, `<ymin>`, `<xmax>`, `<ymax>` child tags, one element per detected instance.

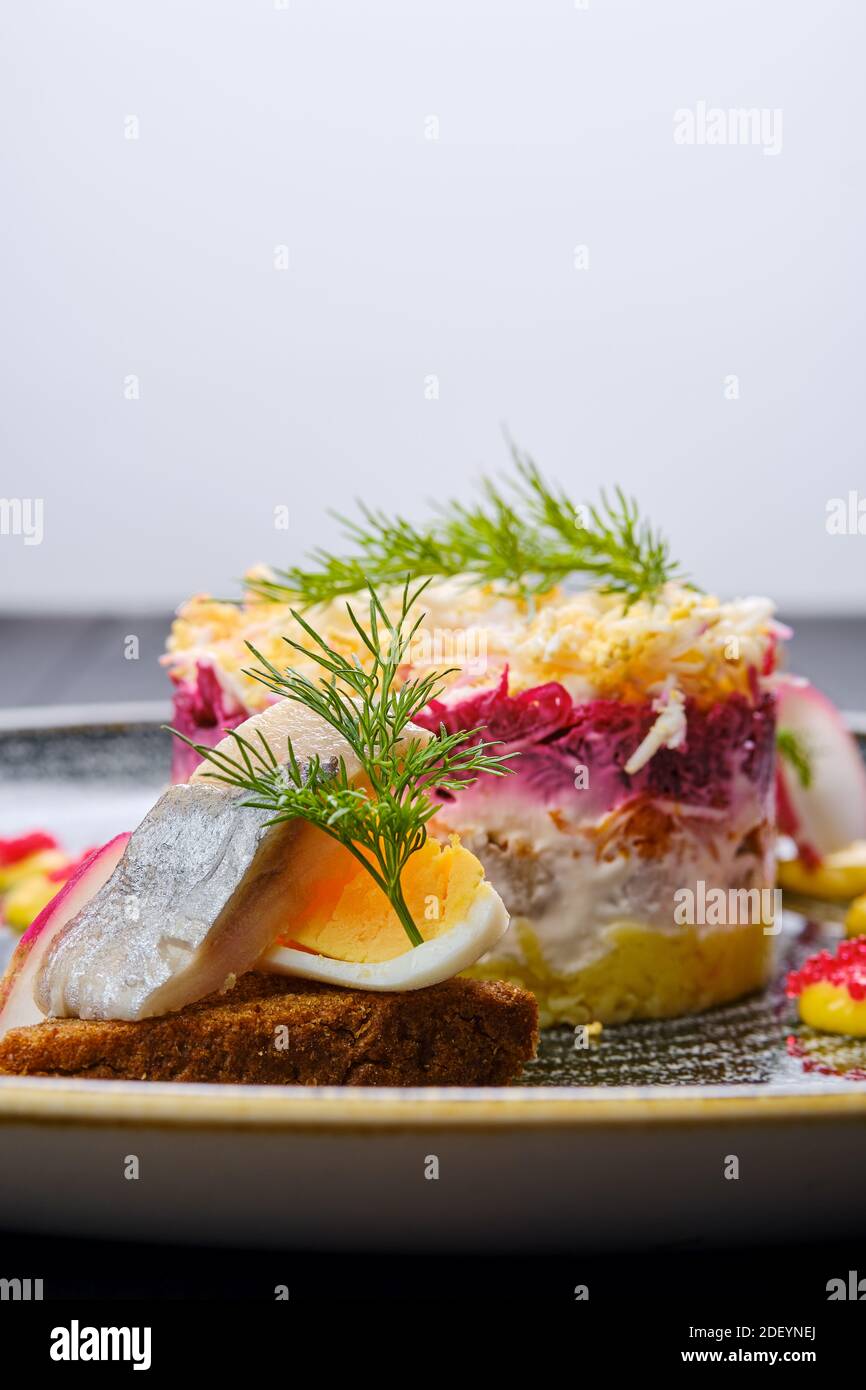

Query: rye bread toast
<box><xmin>0</xmin><ymin>971</ymin><xmax>538</xmax><ymax>1086</ymax></box>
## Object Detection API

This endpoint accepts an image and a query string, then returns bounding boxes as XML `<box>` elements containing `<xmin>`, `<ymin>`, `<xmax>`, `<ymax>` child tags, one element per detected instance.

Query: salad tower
<box><xmin>164</xmin><ymin>454</ymin><xmax>783</xmax><ymax>1025</ymax></box>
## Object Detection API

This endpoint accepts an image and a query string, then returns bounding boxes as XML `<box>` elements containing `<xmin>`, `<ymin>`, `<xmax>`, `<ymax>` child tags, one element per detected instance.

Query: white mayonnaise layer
<box><xmin>434</xmin><ymin>791</ymin><xmax>773</xmax><ymax>976</ymax></box>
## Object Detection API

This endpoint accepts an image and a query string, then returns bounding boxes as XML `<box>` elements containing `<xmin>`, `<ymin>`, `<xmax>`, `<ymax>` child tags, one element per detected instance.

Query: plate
<box><xmin>1</xmin><ymin>705</ymin><xmax>865</xmax><ymax>1251</ymax></box>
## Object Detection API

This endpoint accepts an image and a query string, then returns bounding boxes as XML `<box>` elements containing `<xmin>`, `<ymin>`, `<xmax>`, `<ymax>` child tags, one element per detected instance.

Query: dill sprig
<box><xmin>777</xmin><ymin>728</ymin><xmax>812</xmax><ymax>789</ymax></box>
<box><xmin>246</xmin><ymin>444</ymin><xmax>682</xmax><ymax>607</ymax></box>
<box><xmin>170</xmin><ymin>580</ymin><xmax>513</xmax><ymax>948</ymax></box>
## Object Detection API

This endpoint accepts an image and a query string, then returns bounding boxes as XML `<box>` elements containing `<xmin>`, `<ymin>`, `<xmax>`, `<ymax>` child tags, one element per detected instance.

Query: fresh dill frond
<box><xmin>169</xmin><ymin>580</ymin><xmax>513</xmax><ymax>948</ymax></box>
<box><xmin>244</xmin><ymin>442</ymin><xmax>684</xmax><ymax>607</ymax></box>
<box><xmin>777</xmin><ymin>728</ymin><xmax>813</xmax><ymax>789</ymax></box>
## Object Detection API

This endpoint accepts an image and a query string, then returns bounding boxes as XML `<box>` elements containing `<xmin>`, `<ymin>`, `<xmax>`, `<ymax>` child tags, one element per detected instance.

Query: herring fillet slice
<box><xmin>34</xmin><ymin>701</ymin><xmax>430</xmax><ymax>1022</ymax></box>
<box><xmin>35</xmin><ymin>781</ymin><xmax>310</xmax><ymax>1021</ymax></box>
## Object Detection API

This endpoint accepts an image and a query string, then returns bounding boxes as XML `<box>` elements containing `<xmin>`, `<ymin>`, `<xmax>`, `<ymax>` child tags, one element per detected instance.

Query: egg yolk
<box><xmin>274</xmin><ymin>834</ymin><xmax>484</xmax><ymax>964</ymax></box>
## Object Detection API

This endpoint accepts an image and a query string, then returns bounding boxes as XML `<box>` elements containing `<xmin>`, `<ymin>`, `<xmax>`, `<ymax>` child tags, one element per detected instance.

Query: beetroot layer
<box><xmin>414</xmin><ymin>670</ymin><xmax>777</xmax><ymax>812</ymax></box>
<box><xmin>169</xmin><ymin>663</ymin><xmax>247</xmax><ymax>781</ymax></box>
<box><xmin>170</xmin><ymin>664</ymin><xmax>776</xmax><ymax>811</ymax></box>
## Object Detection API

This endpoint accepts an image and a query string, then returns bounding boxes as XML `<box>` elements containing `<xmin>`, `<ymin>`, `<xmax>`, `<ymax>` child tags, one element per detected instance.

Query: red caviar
<box><xmin>0</xmin><ymin>832</ymin><xmax>58</xmax><ymax>867</ymax></box>
<box><xmin>786</xmin><ymin>938</ymin><xmax>866</xmax><ymax>1003</ymax></box>
<box><xmin>786</xmin><ymin>1035</ymin><xmax>866</xmax><ymax>1082</ymax></box>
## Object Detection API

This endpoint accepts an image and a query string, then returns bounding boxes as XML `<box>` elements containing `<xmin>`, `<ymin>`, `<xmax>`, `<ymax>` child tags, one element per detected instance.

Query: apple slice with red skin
<box><xmin>776</xmin><ymin>678</ymin><xmax>866</xmax><ymax>863</ymax></box>
<box><xmin>0</xmin><ymin>833</ymin><xmax>130</xmax><ymax>1042</ymax></box>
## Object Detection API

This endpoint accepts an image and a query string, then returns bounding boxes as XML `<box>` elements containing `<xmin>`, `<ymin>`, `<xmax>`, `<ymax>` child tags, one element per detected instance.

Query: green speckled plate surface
<box><xmin>522</xmin><ymin>917</ymin><xmax>866</xmax><ymax>1087</ymax></box>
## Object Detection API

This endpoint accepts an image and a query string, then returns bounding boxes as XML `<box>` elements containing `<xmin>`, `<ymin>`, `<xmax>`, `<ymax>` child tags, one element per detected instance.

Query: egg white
<box><xmin>258</xmin><ymin>881</ymin><xmax>509</xmax><ymax>991</ymax></box>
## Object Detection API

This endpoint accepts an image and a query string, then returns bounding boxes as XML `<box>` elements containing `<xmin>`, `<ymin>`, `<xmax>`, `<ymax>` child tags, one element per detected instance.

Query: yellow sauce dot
<box><xmin>798</xmin><ymin>980</ymin><xmax>866</xmax><ymax>1038</ymax></box>
<box><xmin>0</xmin><ymin>849</ymin><xmax>67</xmax><ymax>892</ymax></box>
<box><xmin>3</xmin><ymin>873</ymin><xmax>61</xmax><ymax>930</ymax></box>
<box><xmin>778</xmin><ymin>845</ymin><xmax>866</xmax><ymax>902</ymax></box>
<box><xmin>844</xmin><ymin>894</ymin><xmax>866</xmax><ymax>938</ymax></box>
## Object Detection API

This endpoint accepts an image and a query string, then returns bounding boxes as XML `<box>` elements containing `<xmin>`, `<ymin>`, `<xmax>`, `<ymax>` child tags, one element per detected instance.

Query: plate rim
<box><xmin>2</xmin><ymin>1077</ymin><xmax>866</xmax><ymax>1130</ymax></box>
<box><xmin>0</xmin><ymin>700</ymin><xmax>172</xmax><ymax>732</ymax></box>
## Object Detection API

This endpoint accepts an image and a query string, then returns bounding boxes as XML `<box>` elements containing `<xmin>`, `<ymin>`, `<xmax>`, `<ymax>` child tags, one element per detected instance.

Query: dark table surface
<box><xmin>0</xmin><ymin>1226</ymin><xmax>861</xmax><ymax>1304</ymax></box>
<box><xmin>0</xmin><ymin>612</ymin><xmax>864</xmax><ymax>711</ymax></box>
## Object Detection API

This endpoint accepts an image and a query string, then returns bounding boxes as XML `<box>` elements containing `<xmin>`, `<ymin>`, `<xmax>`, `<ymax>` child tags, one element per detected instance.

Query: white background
<box><xmin>1</xmin><ymin>0</ymin><xmax>864</xmax><ymax>614</ymax></box>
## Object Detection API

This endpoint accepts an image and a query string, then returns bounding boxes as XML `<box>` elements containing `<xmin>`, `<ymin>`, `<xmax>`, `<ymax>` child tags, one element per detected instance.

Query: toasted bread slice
<box><xmin>0</xmin><ymin>972</ymin><xmax>538</xmax><ymax>1087</ymax></box>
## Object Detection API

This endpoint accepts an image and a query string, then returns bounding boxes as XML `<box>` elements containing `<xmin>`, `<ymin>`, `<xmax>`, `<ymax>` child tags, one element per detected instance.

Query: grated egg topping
<box><xmin>164</xmin><ymin>573</ymin><xmax>779</xmax><ymax>714</ymax></box>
